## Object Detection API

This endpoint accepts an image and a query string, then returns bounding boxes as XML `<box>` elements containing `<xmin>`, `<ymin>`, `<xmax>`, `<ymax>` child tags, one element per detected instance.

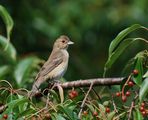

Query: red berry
<box><xmin>83</xmin><ymin>111</ymin><xmax>88</xmax><ymax>115</ymax></box>
<box><xmin>105</xmin><ymin>107</ymin><xmax>110</xmax><ymax>113</ymax></box>
<box><xmin>125</xmin><ymin>91</ymin><xmax>131</xmax><ymax>97</ymax></box>
<box><xmin>141</xmin><ymin>102</ymin><xmax>145</xmax><ymax>107</ymax></box>
<box><xmin>3</xmin><ymin>114</ymin><xmax>8</xmax><ymax>119</ymax></box>
<box><xmin>132</xmin><ymin>69</ymin><xmax>139</xmax><ymax>76</ymax></box>
<box><xmin>68</xmin><ymin>92</ymin><xmax>75</xmax><ymax>99</ymax></box>
<box><xmin>116</xmin><ymin>92</ymin><xmax>121</xmax><ymax>97</ymax></box>
<box><xmin>140</xmin><ymin>106</ymin><xmax>145</xmax><ymax>112</ymax></box>
<box><xmin>142</xmin><ymin>111</ymin><xmax>147</xmax><ymax>117</ymax></box>
<box><xmin>122</xmin><ymin>96</ymin><xmax>127</xmax><ymax>102</ymax></box>
<box><xmin>128</xmin><ymin>81</ymin><xmax>134</xmax><ymax>87</ymax></box>
<box><xmin>93</xmin><ymin>111</ymin><xmax>98</xmax><ymax>116</ymax></box>
<box><xmin>71</xmin><ymin>90</ymin><xmax>78</xmax><ymax>97</ymax></box>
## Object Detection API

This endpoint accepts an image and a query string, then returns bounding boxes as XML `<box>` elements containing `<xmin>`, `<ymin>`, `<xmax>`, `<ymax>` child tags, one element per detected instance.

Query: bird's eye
<box><xmin>62</xmin><ymin>40</ymin><xmax>65</xmax><ymax>43</ymax></box>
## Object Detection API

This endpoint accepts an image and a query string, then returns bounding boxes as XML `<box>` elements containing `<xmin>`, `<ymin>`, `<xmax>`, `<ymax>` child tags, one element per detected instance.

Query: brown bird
<box><xmin>29</xmin><ymin>35</ymin><xmax>74</xmax><ymax>97</ymax></box>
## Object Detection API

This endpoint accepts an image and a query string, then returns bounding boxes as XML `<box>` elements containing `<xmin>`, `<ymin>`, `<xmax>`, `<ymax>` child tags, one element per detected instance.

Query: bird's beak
<box><xmin>68</xmin><ymin>41</ymin><xmax>74</xmax><ymax>45</ymax></box>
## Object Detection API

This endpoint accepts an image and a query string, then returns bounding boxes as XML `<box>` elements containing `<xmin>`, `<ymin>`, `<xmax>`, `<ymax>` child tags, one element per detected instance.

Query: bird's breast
<box><xmin>48</xmin><ymin>50</ymin><xmax>69</xmax><ymax>80</ymax></box>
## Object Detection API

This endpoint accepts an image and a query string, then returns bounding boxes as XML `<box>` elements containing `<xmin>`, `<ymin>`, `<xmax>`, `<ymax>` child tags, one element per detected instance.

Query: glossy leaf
<box><xmin>58</xmin><ymin>105</ymin><xmax>76</xmax><ymax>120</ymax></box>
<box><xmin>104</xmin><ymin>38</ymin><xmax>137</xmax><ymax>76</ymax></box>
<box><xmin>107</xmin><ymin>111</ymin><xmax>116</xmax><ymax>120</ymax></box>
<box><xmin>98</xmin><ymin>103</ymin><xmax>105</xmax><ymax>112</ymax></box>
<box><xmin>133</xmin><ymin>109</ymin><xmax>143</xmax><ymax>120</ymax></box>
<box><xmin>7</xmin><ymin>97</ymin><xmax>29</xmax><ymax>108</ymax></box>
<box><xmin>3</xmin><ymin>97</ymin><xmax>29</xmax><ymax>116</ymax></box>
<box><xmin>14</xmin><ymin>56</ymin><xmax>40</xmax><ymax>86</ymax></box>
<box><xmin>16</xmin><ymin>108</ymin><xmax>36</xmax><ymax>119</ymax></box>
<box><xmin>0</xmin><ymin>35</ymin><xmax>17</xmax><ymax>62</ymax></box>
<box><xmin>132</xmin><ymin>57</ymin><xmax>143</xmax><ymax>86</ymax></box>
<box><xmin>86</xmin><ymin>103</ymin><xmax>95</xmax><ymax>112</ymax></box>
<box><xmin>0</xmin><ymin>5</ymin><xmax>13</xmax><ymax>40</ymax></box>
<box><xmin>143</xmin><ymin>71</ymin><xmax>148</xmax><ymax>78</ymax></box>
<box><xmin>0</xmin><ymin>65</ymin><xmax>10</xmax><ymax>78</ymax></box>
<box><xmin>109</xmin><ymin>24</ymin><xmax>142</xmax><ymax>56</ymax></box>
<box><xmin>139</xmin><ymin>78</ymin><xmax>148</xmax><ymax>102</ymax></box>
<box><xmin>50</xmin><ymin>89</ymin><xmax>60</xmax><ymax>102</ymax></box>
<box><xmin>51</xmin><ymin>113</ymin><xmax>66</xmax><ymax>120</ymax></box>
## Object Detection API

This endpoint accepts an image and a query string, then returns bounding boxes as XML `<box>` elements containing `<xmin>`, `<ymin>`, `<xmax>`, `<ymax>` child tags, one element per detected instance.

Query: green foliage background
<box><xmin>0</xmin><ymin>0</ymin><xmax>148</xmax><ymax>80</ymax></box>
<box><xmin>0</xmin><ymin>1</ymin><xmax>148</xmax><ymax>119</ymax></box>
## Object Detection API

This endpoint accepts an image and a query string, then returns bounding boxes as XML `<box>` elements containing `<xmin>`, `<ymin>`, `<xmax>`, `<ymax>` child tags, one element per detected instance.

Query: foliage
<box><xmin>0</xmin><ymin>4</ymin><xmax>148</xmax><ymax>120</ymax></box>
<box><xmin>1</xmin><ymin>0</ymin><xmax>148</xmax><ymax>79</ymax></box>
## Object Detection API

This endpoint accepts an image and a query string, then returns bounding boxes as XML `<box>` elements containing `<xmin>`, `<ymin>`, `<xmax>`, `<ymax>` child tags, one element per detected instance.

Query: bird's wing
<box><xmin>36</xmin><ymin>50</ymin><xmax>63</xmax><ymax>79</ymax></box>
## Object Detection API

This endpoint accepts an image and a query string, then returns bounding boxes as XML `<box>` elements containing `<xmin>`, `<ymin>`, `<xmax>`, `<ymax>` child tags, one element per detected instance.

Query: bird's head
<box><xmin>53</xmin><ymin>35</ymin><xmax>74</xmax><ymax>49</ymax></box>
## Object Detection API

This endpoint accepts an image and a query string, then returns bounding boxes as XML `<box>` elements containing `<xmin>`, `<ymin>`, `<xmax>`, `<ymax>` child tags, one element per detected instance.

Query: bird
<box><xmin>29</xmin><ymin>35</ymin><xmax>74</xmax><ymax>97</ymax></box>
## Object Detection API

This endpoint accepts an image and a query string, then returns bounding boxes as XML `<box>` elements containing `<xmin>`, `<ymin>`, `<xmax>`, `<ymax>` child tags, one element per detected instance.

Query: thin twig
<box><xmin>122</xmin><ymin>75</ymin><xmax>131</xmax><ymax>96</ymax></box>
<box><xmin>78</xmin><ymin>82</ymin><xmax>94</xmax><ymax>119</ymax></box>
<box><xmin>128</xmin><ymin>101</ymin><xmax>134</xmax><ymax>120</ymax></box>
<box><xmin>111</xmin><ymin>95</ymin><xmax>118</xmax><ymax>113</ymax></box>
<box><xmin>92</xmin><ymin>88</ymin><xmax>102</xmax><ymax>103</ymax></box>
<box><xmin>128</xmin><ymin>94</ymin><xmax>138</xmax><ymax>120</ymax></box>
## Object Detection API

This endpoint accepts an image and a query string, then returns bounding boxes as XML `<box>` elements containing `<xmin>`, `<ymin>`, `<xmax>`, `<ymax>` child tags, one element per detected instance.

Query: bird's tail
<box><xmin>29</xmin><ymin>78</ymin><xmax>43</xmax><ymax>98</ymax></box>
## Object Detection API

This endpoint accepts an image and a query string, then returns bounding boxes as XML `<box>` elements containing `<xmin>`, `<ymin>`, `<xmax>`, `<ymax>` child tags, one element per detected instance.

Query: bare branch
<box><xmin>59</xmin><ymin>77</ymin><xmax>124</xmax><ymax>88</ymax></box>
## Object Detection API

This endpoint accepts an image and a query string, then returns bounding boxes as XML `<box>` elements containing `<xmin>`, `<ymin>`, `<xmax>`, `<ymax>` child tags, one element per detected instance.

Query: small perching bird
<box><xmin>29</xmin><ymin>35</ymin><xmax>74</xmax><ymax>97</ymax></box>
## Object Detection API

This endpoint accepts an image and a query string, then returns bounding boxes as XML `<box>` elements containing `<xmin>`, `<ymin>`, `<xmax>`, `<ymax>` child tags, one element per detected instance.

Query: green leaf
<box><xmin>0</xmin><ymin>35</ymin><xmax>17</xmax><ymax>62</ymax></box>
<box><xmin>109</xmin><ymin>24</ymin><xmax>142</xmax><ymax>56</ymax></box>
<box><xmin>7</xmin><ymin>97</ymin><xmax>29</xmax><ymax>108</ymax></box>
<box><xmin>143</xmin><ymin>71</ymin><xmax>148</xmax><ymax>78</ymax></box>
<box><xmin>3</xmin><ymin>97</ymin><xmax>29</xmax><ymax>116</ymax></box>
<box><xmin>51</xmin><ymin>113</ymin><xmax>66</xmax><ymax>120</ymax></box>
<box><xmin>133</xmin><ymin>109</ymin><xmax>143</xmax><ymax>120</ymax></box>
<box><xmin>58</xmin><ymin>105</ymin><xmax>76</xmax><ymax>120</ymax></box>
<box><xmin>16</xmin><ymin>108</ymin><xmax>36</xmax><ymax>119</ymax></box>
<box><xmin>104</xmin><ymin>38</ymin><xmax>137</xmax><ymax>76</ymax></box>
<box><xmin>107</xmin><ymin>111</ymin><xmax>116</xmax><ymax>120</ymax></box>
<box><xmin>50</xmin><ymin>89</ymin><xmax>60</xmax><ymax>102</ymax></box>
<box><xmin>104</xmin><ymin>38</ymin><xmax>147</xmax><ymax>76</ymax></box>
<box><xmin>0</xmin><ymin>5</ymin><xmax>13</xmax><ymax>41</ymax></box>
<box><xmin>86</xmin><ymin>103</ymin><xmax>95</xmax><ymax>112</ymax></box>
<box><xmin>98</xmin><ymin>103</ymin><xmax>105</xmax><ymax>112</ymax></box>
<box><xmin>139</xmin><ymin>78</ymin><xmax>148</xmax><ymax>102</ymax></box>
<box><xmin>132</xmin><ymin>57</ymin><xmax>143</xmax><ymax>86</ymax></box>
<box><xmin>0</xmin><ymin>65</ymin><xmax>10</xmax><ymax>78</ymax></box>
<box><xmin>14</xmin><ymin>56</ymin><xmax>40</xmax><ymax>86</ymax></box>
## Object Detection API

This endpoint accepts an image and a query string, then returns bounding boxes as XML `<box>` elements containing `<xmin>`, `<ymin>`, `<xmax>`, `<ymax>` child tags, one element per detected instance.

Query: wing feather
<box><xmin>36</xmin><ymin>50</ymin><xmax>63</xmax><ymax>80</ymax></box>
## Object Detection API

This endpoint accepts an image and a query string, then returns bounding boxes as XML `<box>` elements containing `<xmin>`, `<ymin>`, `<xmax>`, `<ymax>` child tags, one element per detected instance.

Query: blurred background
<box><xmin>0</xmin><ymin>0</ymin><xmax>148</xmax><ymax>81</ymax></box>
